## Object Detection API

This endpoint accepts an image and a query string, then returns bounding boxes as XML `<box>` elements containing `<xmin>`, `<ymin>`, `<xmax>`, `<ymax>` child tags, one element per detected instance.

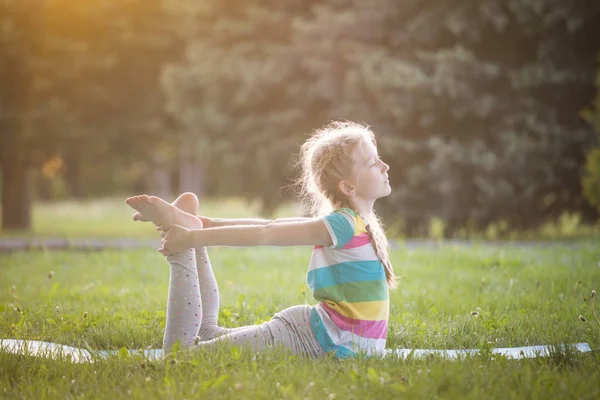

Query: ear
<box><xmin>338</xmin><ymin>180</ymin><xmax>355</xmax><ymax>197</ymax></box>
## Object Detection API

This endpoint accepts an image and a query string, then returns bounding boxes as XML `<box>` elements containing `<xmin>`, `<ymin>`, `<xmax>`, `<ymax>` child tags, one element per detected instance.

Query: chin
<box><xmin>377</xmin><ymin>187</ymin><xmax>392</xmax><ymax>199</ymax></box>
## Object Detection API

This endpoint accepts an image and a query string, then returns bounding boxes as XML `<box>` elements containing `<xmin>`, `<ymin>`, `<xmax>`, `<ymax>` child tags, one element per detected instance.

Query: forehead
<box><xmin>355</xmin><ymin>138</ymin><xmax>378</xmax><ymax>160</ymax></box>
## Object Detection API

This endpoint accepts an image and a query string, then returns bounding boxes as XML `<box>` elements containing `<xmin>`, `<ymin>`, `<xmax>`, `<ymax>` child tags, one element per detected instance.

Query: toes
<box><xmin>147</xmin><ymin>195</ymin><xmax>160</xmax><ymax>204</ymax></box>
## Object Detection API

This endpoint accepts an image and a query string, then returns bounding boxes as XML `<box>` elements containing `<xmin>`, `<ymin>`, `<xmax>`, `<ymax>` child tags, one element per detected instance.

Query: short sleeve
<box><xmin>321</xmin><ymin>208</ymin><xmax>357</xmax><ymax>249</ymax></box>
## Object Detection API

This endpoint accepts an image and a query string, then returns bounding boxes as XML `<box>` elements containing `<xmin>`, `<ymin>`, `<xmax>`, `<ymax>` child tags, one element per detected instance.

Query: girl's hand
<box><xmin>197</xmin><ymin>215</ymin><xmax>213</xmax><ymax>228</ymax></box>
<box><xmin>157</xmin><ymin>224</ymin><xmax>193</xmax><ymax>256</ymax></box>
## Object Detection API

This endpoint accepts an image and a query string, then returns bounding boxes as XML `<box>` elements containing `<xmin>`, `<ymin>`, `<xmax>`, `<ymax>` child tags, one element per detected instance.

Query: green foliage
<box><xmin>582</xmin><ymin>60</ymin><xmax>600</xmax><ymax>214</ymax></box>
<box><xmin>0</xmin><ymin>0</ymin><xmax>184</xmax><ymax>195</ymax></box>
<box><xmin>1</xmin><ymin>245</ymin><xmax>600</xmax><ymax>398</ymax></box>
<box><xmin>583</xmin><ymin>148</ymin><xmax>600</xmax><ymax>212</ymax></box>
<box><xmin>162</xmin><ymin>0</ymin><xmax>600</xmax><ymax>227</ymax></box>
<box><xmin>3</xmin><ymin>0</ymin><xmax>600</xmax><ymax>228</ymax></box>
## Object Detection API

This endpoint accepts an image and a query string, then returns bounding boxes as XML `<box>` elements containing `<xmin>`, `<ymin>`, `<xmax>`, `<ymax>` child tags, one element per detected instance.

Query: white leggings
<box><xmin>163</xmin><ymin>247</ymin><xmax>325</xmax><ymax>358</ymax></box>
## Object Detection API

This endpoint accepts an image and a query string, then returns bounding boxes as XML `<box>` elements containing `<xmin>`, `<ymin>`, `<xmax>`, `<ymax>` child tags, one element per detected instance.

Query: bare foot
<box><xmin>132</xmin><ymin>211</ymin><xmax>150</xmax><ymax>222</ymax></box>
<box><xmin>131</xmin><ymin>193</ymin><xmax>197</xmax><ymax>222</ymax></box>
<box><xmin>125</xmin><ymin>195</ymin><xmax>203</xmax><ymax>229</ymax></box>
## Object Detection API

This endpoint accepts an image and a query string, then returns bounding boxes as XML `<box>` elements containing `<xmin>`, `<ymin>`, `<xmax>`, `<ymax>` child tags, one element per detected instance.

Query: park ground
<box><xmin>0</xmin><ymin>198</ymin><xmax>599</xmax><ymax>399</ymax></box>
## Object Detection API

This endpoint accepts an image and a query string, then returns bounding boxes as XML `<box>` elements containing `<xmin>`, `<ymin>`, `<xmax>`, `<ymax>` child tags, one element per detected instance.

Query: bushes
<box><xmin>582</xmin><ymin>60</ymin><xmax>600</xmax><ymax>215</ymax></box>
<box><xmin>583</xmin><ymin>148</ymin><xmax>600</xmax><ymax>212</ymax></box>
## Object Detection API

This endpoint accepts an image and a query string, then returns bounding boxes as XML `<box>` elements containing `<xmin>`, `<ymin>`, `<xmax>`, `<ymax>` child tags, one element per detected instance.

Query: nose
<box><xmin>382</xmin><ymin>161</ymin><xmax>389</xmax><ymax>172</ymax></box>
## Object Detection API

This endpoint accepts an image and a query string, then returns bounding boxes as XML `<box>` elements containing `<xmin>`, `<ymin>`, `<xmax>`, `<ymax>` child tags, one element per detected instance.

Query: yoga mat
<box><xmin>0</xmin><ymin>339</ymin><xmax>592</xmax><ymax>364</ymax></box>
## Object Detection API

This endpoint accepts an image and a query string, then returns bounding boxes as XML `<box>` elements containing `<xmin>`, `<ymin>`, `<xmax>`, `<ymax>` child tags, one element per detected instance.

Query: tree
<box><xmin>582</xmin><ymin>56</ymin><xmax>600</xmax><ymax>214</ymax></box>
<box><xmin>159</xmin><ymin>0</ymin><xmax>600</xmax><ymax>230</ymax></box>
<box><xmin>0</xmin><ymin>0</ymin><xmax>183</xmax><ymax>230</ymax></box>
<box><xmin>161</xmin><ymin>0</ymin><xmax>323</xmax><ymax>214</ymax></box>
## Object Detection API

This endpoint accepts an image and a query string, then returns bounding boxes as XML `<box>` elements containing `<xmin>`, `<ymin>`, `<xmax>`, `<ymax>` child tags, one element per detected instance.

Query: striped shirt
<box><xmin>307</xmin><ymin>208</ymin><xmax>389</xmax><ymax>358</ymax></box>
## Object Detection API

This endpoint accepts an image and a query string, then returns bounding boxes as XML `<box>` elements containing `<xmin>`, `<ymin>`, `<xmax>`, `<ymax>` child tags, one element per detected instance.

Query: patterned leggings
<box><xmin>163</xmin><ymin>247</ymin><xmax>326</xmax><ymax>358</ymax></box>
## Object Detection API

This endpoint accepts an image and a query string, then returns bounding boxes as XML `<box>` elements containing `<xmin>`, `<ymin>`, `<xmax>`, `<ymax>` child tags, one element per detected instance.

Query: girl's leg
<box><xmin>163</xmin><ymin>249</ymin><xmax>325</xmax><ymax>357</ymax></box>
<box><xmin>194</xmin><ymin>305</ymin><xmax>326</xmax><ymax>358</ymax></box>
<box><xmin>159</xmin><ymin>193</ymin><xmax>324</xmax><ymax>356</ymax></box>
<box><xmin>153</xmin><ymin>193</ymin><xmax>245</xmax><ymax>341</ymax></box>
<box><xmin>194</xmin><ymin>246</ymin><xmax>251</xmax><ymax>340</ymax></box>
<box><xmin>163</xmin><ymin>249</ymin><xmax>202</xmax><ymax>352</ymax></box>
<box><xmin>162</xmin><ymin>245</ymin><xmax>261</xmax><ymax>354</ymax></box>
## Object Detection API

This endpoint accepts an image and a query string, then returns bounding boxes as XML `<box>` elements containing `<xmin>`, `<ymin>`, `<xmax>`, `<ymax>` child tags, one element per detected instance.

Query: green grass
<box><xmin>1</xmin><ymin>196</ymin><xmax>598</xmax><ymax>241</ymax></box>
<box><xmin>0</xmin><ymin>196</ymin><xmax>302</xmax><ymax>239</ymax></box>
<box><xmin>1</xmin><ymin>244</ymin><xmax>599</xmax><ymax>399</ymax></box>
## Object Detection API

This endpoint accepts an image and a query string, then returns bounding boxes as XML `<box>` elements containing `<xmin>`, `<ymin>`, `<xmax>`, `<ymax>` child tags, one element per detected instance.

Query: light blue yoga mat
<box><xmin>0</xmin><ymin>339</ymin><xmax>592</xmax><ymax>363</ymax></box>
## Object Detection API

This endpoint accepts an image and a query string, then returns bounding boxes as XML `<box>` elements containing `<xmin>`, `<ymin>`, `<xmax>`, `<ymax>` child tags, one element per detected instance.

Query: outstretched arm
<box><xmin>201</xmin><ymin>216</ymin><xmax>310</xmax><ymax>228</ymax></box>
<box><xmin>159</xmin><ymin>218</ymin><xmax>332</xmax><ymax>254</ymax></box>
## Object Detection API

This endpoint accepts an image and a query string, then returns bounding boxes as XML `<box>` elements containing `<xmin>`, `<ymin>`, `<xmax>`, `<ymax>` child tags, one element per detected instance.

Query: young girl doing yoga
<box><xmin>125</xmin><ymin>121</ymin><xmax>395</xmax><ymax>359</ymax></box>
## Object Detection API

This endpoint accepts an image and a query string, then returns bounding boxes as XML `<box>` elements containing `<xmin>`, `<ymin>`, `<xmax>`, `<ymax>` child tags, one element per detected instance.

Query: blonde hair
<box><xmin>297</xmin><ymin>121</ymin><xmax>397</xmax><ymax>288</ymax></box>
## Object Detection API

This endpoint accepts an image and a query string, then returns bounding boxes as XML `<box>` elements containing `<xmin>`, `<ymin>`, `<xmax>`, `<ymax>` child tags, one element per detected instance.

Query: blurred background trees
<box><xmin>0</xmin><ymin>0</ymin><xmax>183</xmax><ymax>229</ymax></box>
<box><xmin>1</xmin><ymin>0</ymin><xmax>599</xmax><ymax>235</ymax></box>
<box><xmin>582</xmin><ymin>56</ymin><xmax>600</xmax><ymax>214</ymax></box>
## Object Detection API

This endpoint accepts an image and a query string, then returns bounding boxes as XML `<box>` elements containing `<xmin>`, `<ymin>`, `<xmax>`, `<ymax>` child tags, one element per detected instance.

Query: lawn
<box><xmin>1</xmin><ymin>243</ymin><xmax>599</xmax><ymax>399</ymax></box>
<box><xmin>0</xmin><ymin>196</ymin><xmax>597</xmax><ymax>241</ymax></box>
<box><xmin>0</xmin><ymin>196</ymin><xmax>302</xmax><ymax>239</ymax></box>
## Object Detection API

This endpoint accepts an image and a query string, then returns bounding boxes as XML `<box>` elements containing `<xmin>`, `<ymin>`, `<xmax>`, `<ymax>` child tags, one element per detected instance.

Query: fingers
<box><xmin>156</xmin><ymin>226</ymin><xmax>169</xmax><ymax>232</ymax></box>
<box><xmin>158</xmin><ymin>246</ymin><xmax>175</xmax><ymax>256</ymax></box>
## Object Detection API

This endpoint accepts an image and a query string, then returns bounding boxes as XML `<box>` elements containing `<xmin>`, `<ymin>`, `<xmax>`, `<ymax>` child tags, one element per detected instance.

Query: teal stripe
<box><xmin>324</xmin><ymin>212</ymin><xmax>354</xmax><ymax>248</ymax></box>
<box><xmin>310</xmin><ymin>308</ymin><xmax>355</xmax><ymax>359</ymax></box>
<box><xmin>307</xmin><ymin>261</ymin><xmax>385</xmax><ymax>290</ymax></box>
<box><xmin>313</xmin><ymin>280</ymin><xmax>388</xmax><ymax>303</ymax></box>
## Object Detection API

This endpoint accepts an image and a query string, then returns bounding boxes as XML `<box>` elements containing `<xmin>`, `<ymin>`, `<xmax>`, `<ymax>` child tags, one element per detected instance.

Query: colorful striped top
<box><xmin>307</xmin><ymin>208</ymin><xmax>389</xmax><ymax>358</ymax></box>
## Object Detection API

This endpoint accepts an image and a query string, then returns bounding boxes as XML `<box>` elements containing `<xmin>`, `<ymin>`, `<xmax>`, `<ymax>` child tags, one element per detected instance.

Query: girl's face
<box><xmin>349</xmin><ymin>138</ymin><xmax>391</xmax><ymax>200</ymax></box>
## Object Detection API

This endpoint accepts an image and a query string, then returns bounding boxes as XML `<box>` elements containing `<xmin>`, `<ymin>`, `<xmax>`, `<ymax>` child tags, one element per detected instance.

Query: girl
<box><xmin>125</xmin><ymin>121</ymin><xmax>395</xmax><ymax>359</ymax></box>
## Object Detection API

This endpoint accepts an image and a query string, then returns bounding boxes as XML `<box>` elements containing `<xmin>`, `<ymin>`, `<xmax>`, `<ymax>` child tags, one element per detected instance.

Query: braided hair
<box><xmin>297</xmin><ymin>121</ymin><xmax>397</xmax><ymax>288</ymax></box>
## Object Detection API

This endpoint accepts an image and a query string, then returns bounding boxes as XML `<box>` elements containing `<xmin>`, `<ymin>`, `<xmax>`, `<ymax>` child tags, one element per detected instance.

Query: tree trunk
<box><xmin>0</xmin><ymin>2</ymin><xmax>35</xmax><ymax>231</ymax></box>
<box><xmin>1</xmin><ymin>159</ymin><xmax>32</xmax><ymax>231</ymax></box>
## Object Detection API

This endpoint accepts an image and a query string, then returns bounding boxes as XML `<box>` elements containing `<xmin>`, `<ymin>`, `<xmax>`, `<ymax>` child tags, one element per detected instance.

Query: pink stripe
<box><xmin>341</xmin><ymin>233</ymin><xmax>371</xmax><ymax>249</ymax></box>
<box><xmin>322</xmin><ymin>303</ymin><xmax>388</xmax><ymax>339</ymax></box>
<box><xmin>314</xmin><ymin>245</ymin><xmax>324</xmax><ymax>249</ymax></box>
